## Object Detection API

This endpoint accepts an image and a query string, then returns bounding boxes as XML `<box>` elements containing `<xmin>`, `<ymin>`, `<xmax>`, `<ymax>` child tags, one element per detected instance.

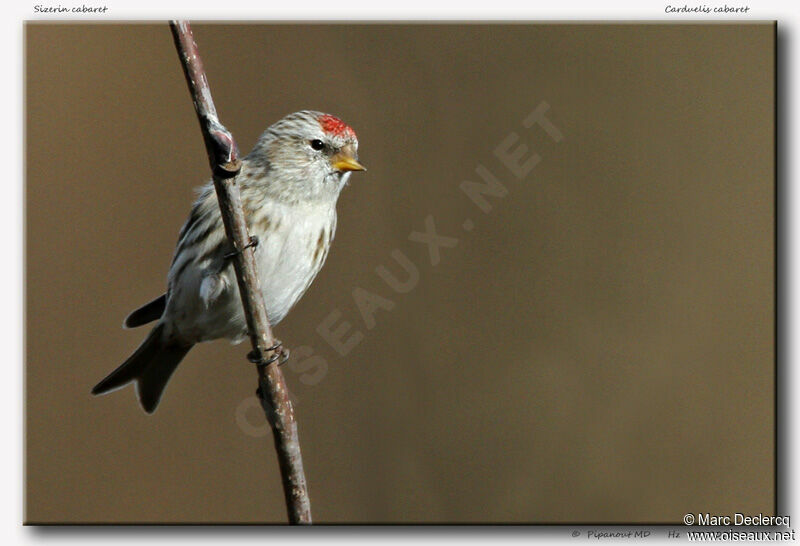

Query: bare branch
<box><xmin>169</xmin><ymin>20</ymin><xmax>312</xmax><ymax>524</ymax></box>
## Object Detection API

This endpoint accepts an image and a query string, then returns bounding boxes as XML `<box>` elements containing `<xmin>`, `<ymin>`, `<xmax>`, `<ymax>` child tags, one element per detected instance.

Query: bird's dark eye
<box><xmin>310</xmin><ymin>139</ymin><xmax>325</xmax><ymax>151</ymax></box>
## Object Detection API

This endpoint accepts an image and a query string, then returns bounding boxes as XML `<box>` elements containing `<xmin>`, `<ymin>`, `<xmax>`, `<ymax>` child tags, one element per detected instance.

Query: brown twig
<box><xmin>169</xmin><ymin>20</ymin><xmax>312</xmax><ymax>524</ymax></box>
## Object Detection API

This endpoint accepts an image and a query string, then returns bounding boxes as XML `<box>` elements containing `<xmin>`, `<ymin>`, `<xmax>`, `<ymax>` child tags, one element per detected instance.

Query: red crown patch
<box><xmin>318</xmin><ymin>114</ymin><xmax>356</xmax><ymax>139</ymax></box>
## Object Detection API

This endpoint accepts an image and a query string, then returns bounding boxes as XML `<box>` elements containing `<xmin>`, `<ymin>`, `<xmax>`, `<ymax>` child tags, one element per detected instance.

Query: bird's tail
<box><xmin>92</xmin><ymin>323</ymin><xmax>193</xmax><ymax>413</ymax></box>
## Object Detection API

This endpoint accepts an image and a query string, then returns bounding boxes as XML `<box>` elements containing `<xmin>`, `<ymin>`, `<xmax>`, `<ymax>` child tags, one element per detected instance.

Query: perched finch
<box><xmin>92</xmin><ymin>110</ymin><xmax>365</xmax><ymax>413</ymax></box>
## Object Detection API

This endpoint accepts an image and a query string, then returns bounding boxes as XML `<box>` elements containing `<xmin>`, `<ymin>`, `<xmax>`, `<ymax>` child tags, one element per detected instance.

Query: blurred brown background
<box><xmin>25</xmin><ymin>23</ymin><xmax>775</xmax><ymax>523</ymax></box>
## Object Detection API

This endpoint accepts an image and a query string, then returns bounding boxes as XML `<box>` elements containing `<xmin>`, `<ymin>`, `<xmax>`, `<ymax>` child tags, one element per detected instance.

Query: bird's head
<box><xmin>247</xmin><ymin>110</ymin><xmax>365</xmax><ymax>203</ymax></box>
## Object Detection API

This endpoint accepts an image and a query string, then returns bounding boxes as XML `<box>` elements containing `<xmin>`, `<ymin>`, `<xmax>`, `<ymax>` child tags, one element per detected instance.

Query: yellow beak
<box><xmin>331</xmin><ymin>154</ymin><xmax>366</xmax><ymax>173</ymax></box>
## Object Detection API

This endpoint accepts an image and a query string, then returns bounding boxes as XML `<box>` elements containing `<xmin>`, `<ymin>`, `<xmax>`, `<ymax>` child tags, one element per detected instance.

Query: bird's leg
<box><xmin>247</xmin><ymin>339</ymin><xmax>290</xmax><ymax>367</ymax></box>
<box><xmin>224</xmin><ymin>235</ymin><xmax>259</xmax><ymax>260</ymax></box>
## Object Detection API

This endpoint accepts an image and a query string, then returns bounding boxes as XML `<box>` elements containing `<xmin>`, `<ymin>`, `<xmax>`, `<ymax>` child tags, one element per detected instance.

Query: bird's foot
<box><xmin>224</xmin><ymin>235</ymin><xmax>259</xmax><ymax>260</ymax></box>
<box><xmin>247</xmin><ymin>339</ymin><xmax>289</xmax><ymax>367</ymax></box>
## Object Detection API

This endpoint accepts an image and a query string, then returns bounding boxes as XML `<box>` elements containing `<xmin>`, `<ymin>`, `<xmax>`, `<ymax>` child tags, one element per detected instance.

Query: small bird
<box><xmin>92</xmin><ymin>110</ymin><xmax>365</xmax><ymax>413</ymax></box>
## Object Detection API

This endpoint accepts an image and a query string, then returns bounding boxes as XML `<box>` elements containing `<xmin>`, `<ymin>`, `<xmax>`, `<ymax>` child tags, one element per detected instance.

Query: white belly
<box><xmin>253</xmin><ymin>202</ymin><xmax>336</xmax><ymax>326</ymax></box>
<box><xmin>166</xmin><ymin>200</ymin><xmax>336</xmax><ymax>344</ymax></box>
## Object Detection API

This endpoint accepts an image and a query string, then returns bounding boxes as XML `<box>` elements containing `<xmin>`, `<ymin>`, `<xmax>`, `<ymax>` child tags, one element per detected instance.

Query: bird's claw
<box><xmin>224</xmin><ymin>235</ymin><xmax>259</xmax><ymax>260</ymax></box>
<box><xmin>247</xmin><ymin>339</ymin><xmax>289</xmax><ymax>368</ymax></box>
